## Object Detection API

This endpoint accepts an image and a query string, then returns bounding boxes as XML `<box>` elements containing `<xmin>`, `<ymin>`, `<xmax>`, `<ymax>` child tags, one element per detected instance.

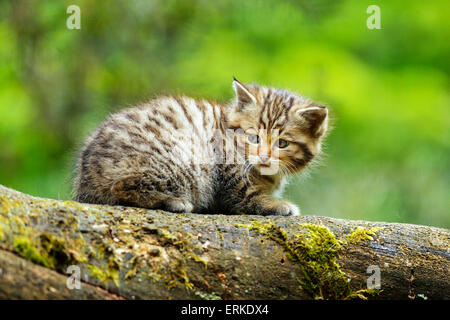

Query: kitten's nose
<box><xmin>259</xmin><ymin>154</ymin><xmax>270</xmax><ymax>164</ymax></box>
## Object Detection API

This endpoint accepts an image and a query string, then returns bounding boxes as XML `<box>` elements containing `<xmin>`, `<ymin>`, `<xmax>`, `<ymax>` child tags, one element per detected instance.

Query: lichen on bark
<box><xmin>0</xmin><ymin>185</ymin><xmax>449</xmax><ymax>300</ymax></box>
<box><xmin>237</xmin><ymin>221</ymin><xmax>381</xmax><ymax>299</ymax></box>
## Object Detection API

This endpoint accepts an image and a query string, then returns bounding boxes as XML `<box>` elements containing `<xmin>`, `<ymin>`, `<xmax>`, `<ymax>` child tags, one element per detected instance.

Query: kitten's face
<box><xmin>227</xmin><ymin>79</ymin><xmax>328</xmax><ymax>176</ymax></box>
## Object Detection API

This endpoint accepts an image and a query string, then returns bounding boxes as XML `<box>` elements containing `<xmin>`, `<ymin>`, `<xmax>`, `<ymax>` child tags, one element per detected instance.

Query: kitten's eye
<box><xmin>248</xmin><ymin>134</ymin><xmax>260</xmax><ymax>144</ymax></box>
<box><xmin>276</xmin><ymin>139</ymin><xmax>289</xmax><ymax>148</ymax></box>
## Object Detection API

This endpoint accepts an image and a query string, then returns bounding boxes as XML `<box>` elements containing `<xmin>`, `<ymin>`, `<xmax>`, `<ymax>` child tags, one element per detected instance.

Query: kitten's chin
<box><xmin>256</xmin><ymin>163</ymin><xmax>280</xmax><ymax>176</ymax></box>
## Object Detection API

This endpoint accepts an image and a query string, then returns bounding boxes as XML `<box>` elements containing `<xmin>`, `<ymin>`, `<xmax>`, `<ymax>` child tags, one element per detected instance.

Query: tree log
<box><xmin>0</xmin><ymin>185</ymin><xmax>448</xmax><ymax>300</ymax></box>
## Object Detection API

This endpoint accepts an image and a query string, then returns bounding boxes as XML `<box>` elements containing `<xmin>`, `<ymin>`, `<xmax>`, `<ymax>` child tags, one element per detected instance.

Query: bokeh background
<box><xmin>0</xmin><ymin>0</ymin><xmax>448</xmax><ymax>228</ymax></box>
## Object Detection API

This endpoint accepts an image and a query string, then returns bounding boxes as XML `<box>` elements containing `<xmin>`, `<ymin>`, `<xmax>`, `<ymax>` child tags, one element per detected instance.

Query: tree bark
<box><xmin>0</xmin><ymin>185</ymin><xmax>448</xmax><ymax>300</ymax></box>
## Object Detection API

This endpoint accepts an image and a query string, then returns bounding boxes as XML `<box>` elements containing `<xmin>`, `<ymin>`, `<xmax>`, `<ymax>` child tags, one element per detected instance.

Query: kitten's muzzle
<box><xmin>259</xmin><ymin>154</ymin><xmax>270</xmax><ymax>166</ymax></box>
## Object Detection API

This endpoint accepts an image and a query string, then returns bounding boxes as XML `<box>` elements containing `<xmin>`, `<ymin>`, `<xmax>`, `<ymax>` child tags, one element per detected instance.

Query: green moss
<box><xmin>173</xmin><ymin>262</ymin><xmax>194</xmax><ymax>290</ymax></box>
<box><xmin>215</xmin><ymin>227</ymin><xmax>224</xmax><ymax>242</ymax></box>
<box><xmin>0</xmin><ymin>195</ymin><xmax>21</xmax><ymax>214</ymax></box>
<box><xmin>13</xmin><ymin>236</ymin><xmax>54</xmax><ymax>268</ymax></box>
<box><xmin>163</xmin><ymin>260</ymin><xmax>194</xmax><ymax>291</ymax></box>
<box><xmin>0</xmin><ymin>195</ymin><xmax>90</xmax><ymax>275</ymax></box>
<box><xmin>88</xmin><ymin>265</ymin><xmax>110</xmax><ymax>283</ymax></box>
<box><xmin>124</xmin><ymin>255</ymin><xmax>140</xmax><ymax>280</ymax></box>
<box><xmin>86</xmin><ymin>240</ymin><xmax>121</xmax><ymax>287</ymax></box>
<box><xmin>191</xmin><ymin>253</ymin><xmax>208</xmax><ymax>269</ymax></box>
<box><xmin>39</xmin><ymin>233</ymin><xmax>78</xmax><ymax>268</ymax></box>
<box><xmin>1</xmin><ymin>193</ymin><xmax>125</xmax><ymax>290</ymax></box>
<box><xmin>155</xmin><ymin>228</ymin><xmax>207</xmax><ymax>290</ymax></box>
<box><xmin>237</xmin><ymin>221</ymin><xmax>381</xmax><ymax>300</ymax></box>
<box><xmin>345</xmin><ymin>226</ymin><xmax>382</xmax><ymax>244</ymax></box>
<box><xmin>94</xmin><ymin>242</ymin><xmax>107</xmax><ymax>260</ymax></box>
<box><xmin>88</xmin><ymin>258</ymin><xmax>120</xmax><ymax>287</ymax></box>
<box><xmin>12</xmin><ymin>233</ymin><xmax>80</xmax><ymax>270</ymax></box>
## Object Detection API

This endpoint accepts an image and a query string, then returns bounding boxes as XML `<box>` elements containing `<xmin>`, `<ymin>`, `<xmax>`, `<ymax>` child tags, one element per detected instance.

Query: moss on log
<box><xmin>0</xmin><ymin>185</ymin><xmax>448</xmax><ymax>300</ymax></box>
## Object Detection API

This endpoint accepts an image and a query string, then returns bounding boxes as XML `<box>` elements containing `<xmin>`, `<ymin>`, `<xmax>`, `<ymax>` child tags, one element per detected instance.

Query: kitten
<box><xmin>73</xmin><ymin>79</ymin><xmax>328</xmax><ymax>216</ymax></box>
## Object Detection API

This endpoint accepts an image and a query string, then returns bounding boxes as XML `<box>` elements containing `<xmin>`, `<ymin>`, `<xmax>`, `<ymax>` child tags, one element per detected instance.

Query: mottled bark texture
<box><xmin>0</xmin><ymin>185</ymin><xmax>448</xmax><ymax>300</ymax></box>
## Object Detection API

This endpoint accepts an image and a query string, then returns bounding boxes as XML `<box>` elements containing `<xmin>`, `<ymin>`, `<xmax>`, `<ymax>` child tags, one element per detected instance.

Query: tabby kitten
<box><xmin>74</xmin><ymin>79</ymin><xmax>328</xmax><ymax>216</ymax></box>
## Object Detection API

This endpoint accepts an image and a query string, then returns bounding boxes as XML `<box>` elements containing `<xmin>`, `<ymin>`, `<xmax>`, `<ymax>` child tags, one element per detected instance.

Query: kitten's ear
<box><xmin>232</xmin><ymin>77</ymin><xmax>257</xmax><ymax>110</ymax></box>
<box><xmin>295</xmin><ymin>105</ymin><xmax>328</xmax><ymax>137</ymax></box>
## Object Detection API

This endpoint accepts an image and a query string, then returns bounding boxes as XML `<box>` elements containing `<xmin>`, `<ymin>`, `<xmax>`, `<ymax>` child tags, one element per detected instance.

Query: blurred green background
<box><xmin>0</xmin><ymin>0</ymin><xmax>448</xmax><ymax>227</ymax></box>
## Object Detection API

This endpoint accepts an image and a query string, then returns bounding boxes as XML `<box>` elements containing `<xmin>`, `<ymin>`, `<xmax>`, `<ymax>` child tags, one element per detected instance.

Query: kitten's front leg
<box><xmin>232</xmin><ymin>186</ymin><xmax>300</xmax><ymax>216</ymax></box>
<box><xmin>264</xmin><ymin>200</ymin><xmax>300</xmax><ymax>217</ymax></box>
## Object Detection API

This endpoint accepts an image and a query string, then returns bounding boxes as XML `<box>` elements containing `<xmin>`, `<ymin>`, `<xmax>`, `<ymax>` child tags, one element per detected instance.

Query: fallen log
<box><xmin>0</xmin><ymin>185</ymin><xmax>448</xmax><ymax>300</ymax></box>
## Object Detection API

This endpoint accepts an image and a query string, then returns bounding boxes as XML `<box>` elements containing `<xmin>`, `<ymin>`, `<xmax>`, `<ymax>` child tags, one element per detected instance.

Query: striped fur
<box><xmin>73</xmin><ymin>79</ymin><xmax>329</xmax><ymax>216</ymax></box>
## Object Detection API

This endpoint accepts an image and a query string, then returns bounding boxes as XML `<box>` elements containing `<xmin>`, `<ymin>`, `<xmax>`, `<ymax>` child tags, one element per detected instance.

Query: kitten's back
<box><xmin>74</xmin><ymin>96</ymin><xmax>221</xmax><ymax>210</ymax></box>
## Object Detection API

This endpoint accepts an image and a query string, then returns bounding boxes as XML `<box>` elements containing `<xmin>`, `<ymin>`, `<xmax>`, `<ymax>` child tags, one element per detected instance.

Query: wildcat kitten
<box><xmin>74</xmin><ymin>79</ymin><xmax>328</xmax><ymax>216</ymax></box>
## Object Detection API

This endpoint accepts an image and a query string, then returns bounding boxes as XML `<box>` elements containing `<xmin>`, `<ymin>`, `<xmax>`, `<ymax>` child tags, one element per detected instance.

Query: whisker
<box><xmin>280</xmin><ymin>160</ymin><xmax>297</xmax><ymax>177</ymax></box>
<box><xmin>241</xmin><ymin>159</ymin><xmax>253</xmax><ymax>187</ymax></box>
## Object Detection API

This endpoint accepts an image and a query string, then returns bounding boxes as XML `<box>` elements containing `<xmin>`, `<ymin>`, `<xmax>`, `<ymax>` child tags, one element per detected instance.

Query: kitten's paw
<box><xmin>269</xmin><ymin>202</ymin><xmax>300</xmax><ymax>216</ymax></box>
<box><xmin>163</xmin><ymin>198</ymin><xmax>194</xmax><ymax>213</ymax></box>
